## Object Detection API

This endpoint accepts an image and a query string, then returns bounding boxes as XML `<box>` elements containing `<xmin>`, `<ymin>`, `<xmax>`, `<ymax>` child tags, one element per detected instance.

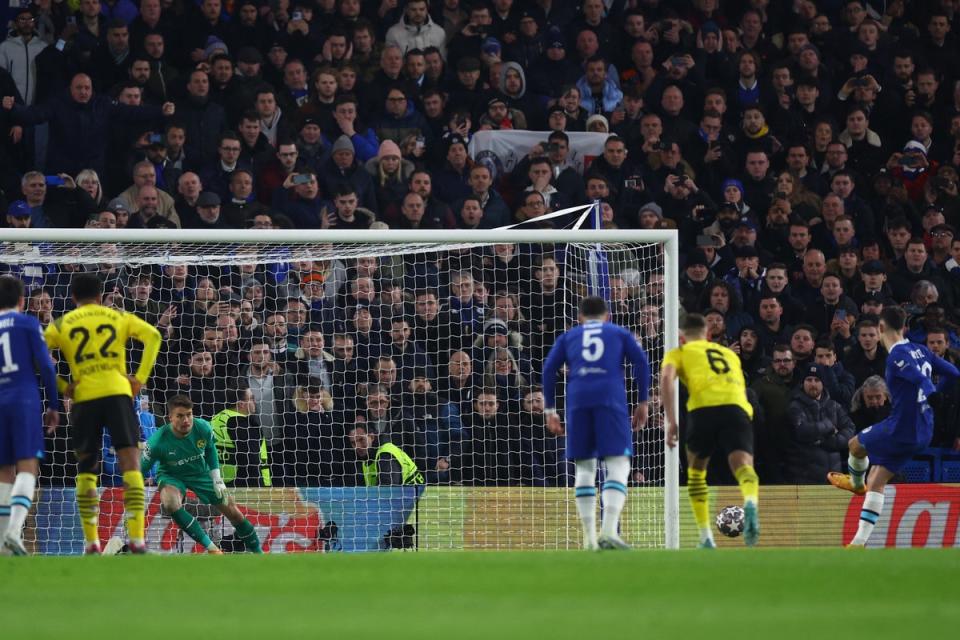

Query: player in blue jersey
<box><xmin>542</xmin><ymin>296</ymin><xmax>650</xmax><ymax>550</ymax></box>
<box><xmin>0</xmin><ymin>276</ymin><xmax>59</xmax><ymax>555</ymax></box>
<box><xmin>829</xmin><ymin>306</ymin><xmax>959</xmax><ymax>546</ymax></box>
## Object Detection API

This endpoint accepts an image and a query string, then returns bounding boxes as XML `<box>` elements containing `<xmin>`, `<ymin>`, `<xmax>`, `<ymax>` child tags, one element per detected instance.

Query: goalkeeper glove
<box><xmin>210</xmin><ymin>468</ymin><xmax>228</xmax><ymax>500</ymax></box>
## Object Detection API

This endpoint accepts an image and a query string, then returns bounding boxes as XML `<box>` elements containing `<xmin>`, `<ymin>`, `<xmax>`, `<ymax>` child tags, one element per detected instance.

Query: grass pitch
<box><xmin>3</xmin><ymin>550</ymin><xmax>958</xmax><ymax>639</ymax></box>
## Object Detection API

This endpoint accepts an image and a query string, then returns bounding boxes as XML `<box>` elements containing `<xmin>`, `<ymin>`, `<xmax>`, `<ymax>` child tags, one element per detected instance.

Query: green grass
<box><xmin>3</xmin><ymin>550</ymin><xmax>958</xmax><ymax>639</ymax></box>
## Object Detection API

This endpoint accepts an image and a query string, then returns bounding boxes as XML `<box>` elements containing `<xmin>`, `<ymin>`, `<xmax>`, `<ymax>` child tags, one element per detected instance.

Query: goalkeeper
<box><xmin>141</xmin><ymin>395</ymin><xmax>262</xmax><ymax>554</ymax></box>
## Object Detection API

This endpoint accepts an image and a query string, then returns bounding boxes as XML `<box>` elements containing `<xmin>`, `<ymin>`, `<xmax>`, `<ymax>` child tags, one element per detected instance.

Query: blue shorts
<box><xmin>0</xmin><ymin>401</ymin><xmax>44</xmax><ymax>466</ymax></box>
<box><xmin>565</xmin><ymin>405</ymin><xmax>633</xmax><ymax>460</ymax></box>
<box><xmin>858</xmin><ymin>419</ymin><xmax>928</xmax><ymax>474</ymax></box>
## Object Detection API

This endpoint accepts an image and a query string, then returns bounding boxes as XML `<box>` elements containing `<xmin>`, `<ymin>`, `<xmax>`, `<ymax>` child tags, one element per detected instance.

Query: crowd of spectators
<box><xmin>3</xmin><ymin>0</ymin><xmax>960</xmax><ymax>487</ymax></box>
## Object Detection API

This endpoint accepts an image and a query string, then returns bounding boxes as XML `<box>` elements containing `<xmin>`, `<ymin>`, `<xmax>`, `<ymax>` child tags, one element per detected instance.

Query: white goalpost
<box><xmin>0</xmin><ymin>227</ymin><xmax>679</xmax><ymax>553</ymax></box>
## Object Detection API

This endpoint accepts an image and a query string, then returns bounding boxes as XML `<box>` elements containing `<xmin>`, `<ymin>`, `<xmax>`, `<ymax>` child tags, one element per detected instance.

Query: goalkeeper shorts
<box><xmin>158</xmin><ymin>474</ymin><xmax>226</xmax><ymax>506</ymax></box>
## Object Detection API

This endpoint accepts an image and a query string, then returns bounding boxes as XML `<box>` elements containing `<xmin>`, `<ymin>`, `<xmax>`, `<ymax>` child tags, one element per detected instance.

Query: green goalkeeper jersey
<box><xmin>141</xmin><ymin>418</ymin><xmax>220</xmax><ymax>480</ymax></box>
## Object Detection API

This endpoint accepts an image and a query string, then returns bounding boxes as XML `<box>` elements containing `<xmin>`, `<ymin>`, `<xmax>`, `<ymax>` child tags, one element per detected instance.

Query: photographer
<box><xmin>656</xmin><ymin>172</ymin><xmax>717</xmax><ymax>248</ymax></box>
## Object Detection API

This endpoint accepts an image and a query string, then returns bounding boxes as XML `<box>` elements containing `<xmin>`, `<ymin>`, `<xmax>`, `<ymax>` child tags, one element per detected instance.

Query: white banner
<box><xmin>468</xmin><ymin>130</ymin><xmax>609</xmax><ymax>180</ymax></box>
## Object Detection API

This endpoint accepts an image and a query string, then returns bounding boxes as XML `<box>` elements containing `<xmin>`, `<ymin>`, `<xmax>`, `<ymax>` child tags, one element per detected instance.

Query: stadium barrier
<box><xmin>26</xmin><ymin>484</ymin><xmax>960</xmax><ymax>553</ymax></box>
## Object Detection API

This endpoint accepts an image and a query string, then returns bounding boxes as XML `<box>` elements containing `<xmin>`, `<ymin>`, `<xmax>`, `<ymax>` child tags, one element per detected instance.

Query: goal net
<box><xmin>1</xmin><ymin>228</ymin><xmax>679</xmax><ymax>553</ymax></box>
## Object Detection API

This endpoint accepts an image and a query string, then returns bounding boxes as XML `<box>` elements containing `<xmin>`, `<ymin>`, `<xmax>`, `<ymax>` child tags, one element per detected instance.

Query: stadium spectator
<box><xmin>785</xmin><ymin>365</ymin><xmax>856</xmax><ymax>484</ymax></box>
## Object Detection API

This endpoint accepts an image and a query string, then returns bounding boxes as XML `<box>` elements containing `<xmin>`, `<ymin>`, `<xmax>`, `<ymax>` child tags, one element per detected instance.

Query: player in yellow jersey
<box><xmin>661</xmin><ymin>314</ymin><xmax>760</xmax><ymax>548</ymax></box>
<box><xmin>44</xmin><ymin>273</ymin><xmax>162</xmax><ymax>554</ymax></box>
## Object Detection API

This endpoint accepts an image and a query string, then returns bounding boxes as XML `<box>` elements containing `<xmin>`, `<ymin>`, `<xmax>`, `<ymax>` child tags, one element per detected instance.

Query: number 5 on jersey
<box><xmin>582</xmin><ymin>327</ymin><xmax>605</xmax><ymax>362</ymax></box>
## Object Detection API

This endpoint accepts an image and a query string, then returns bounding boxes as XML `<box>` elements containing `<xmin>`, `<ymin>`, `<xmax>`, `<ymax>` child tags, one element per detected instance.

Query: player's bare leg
<box><xmin>828</xmin><ymin>435</ymin><xmax>869</xmax><ymax>496</ymax></box>
<box><xmin>160</xmin><ymin>485</ymin><xmax>221</xmax><ymax>553</ymax></box>
<box><xmin>1</xmin><ymin>458</ymin><xmax>39</xmax><ymax>556</ymax></box>
<box><xmin>116</xmin><ymin>447</ymin><xmax>147</xmax><ymax>553</ymax></box>
<box><xmin>215</xmin><ymin>499</ymin><xmax>263</xmax><ymax>553</ymax></box>
<box><xmin>728</xmin><ymin>450</ymin><xmax>760</xmax><ymax>547</ymax></box>
<box><xmin>686</xmin><ymin>451</ymin><xmax>715</xmax><ymax>549</ymax></box>
<box><xmin>848</xmin><ymin>465</ymin><xmax>896</xmax><ymax>547</ymax></box>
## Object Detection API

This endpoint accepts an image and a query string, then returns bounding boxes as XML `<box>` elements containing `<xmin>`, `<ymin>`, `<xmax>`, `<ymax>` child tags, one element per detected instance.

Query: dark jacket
<box><xmin>785</xmin><ymin>388</ymin><xmax>855</xmax><ymax>484</ymax></box>
<box><xmin>11</xmin><ymin>96</ymin><xmax>162</xmax><ymax>176</ymax></box>
<box><xmin>751</xmin><ymin>371</ymin><xmax>795</xmax><ymax>483</ymax></box>
<box><xmin>173</xmin><ymin>96</ymin><xmax>226</xmax><ymax>168</ymax></box>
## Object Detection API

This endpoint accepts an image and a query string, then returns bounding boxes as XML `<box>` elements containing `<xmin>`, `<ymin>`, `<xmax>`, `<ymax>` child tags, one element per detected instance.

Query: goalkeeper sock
<box><xmin>600</xmin><ymin>456</ymin><xmax>630</xmax><ymax>539</ymax></box>
<box><xmin>0</xmin><ymin>481</ymin><xmax>11</xmax><ymax>536</ymax></box>
<box><xmin>234</xmin><ymin>518</ymin><xmax>263</xmax><ymax>553</ymax></box>
<box><xmin>122</xmin><ymin>471</ymin><xmax>146</xmax><ymax>546</ymax></box>
<box><xmin>848</xmin><ymin>454</ymin><xmax>869</xmax><ymax>490</ymax></box>
<box><xmin>7</xmin><ymin>472</ymin><xmax>36</xmax><ymax>539</ymax></box>
<box><xmin>687</xmin><ymin>467</ymin><xmax>712</xmax><ymax>543</ymax></box>
<box><xmin>734</xmin><ymin>464</ymin><xmax>759</xmax><ymax>507</ymax></box>
<box><xmin>851</xmin><ymin>491</ymin><xmax>884</xmax><ymax>545</ymax></box>
<box><xmin>171</xmin><ymin>508</ymin><xmax>214</xmax><ymax>550</ymax></box>
<box><xmin>574</xmin><ymin>459</ymin><xmax>598</xmax><ymax>549</ymax></box>
<box><xmin>75</xmin><ymin>473</ymin><xmax>100</xmax><ymax>545</ymax></box>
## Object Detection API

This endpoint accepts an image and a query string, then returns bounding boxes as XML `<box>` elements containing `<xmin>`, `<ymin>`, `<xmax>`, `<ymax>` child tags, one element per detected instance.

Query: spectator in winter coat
<box><xmin>3</xmin><ymin>73</ymin><xmax>169</xmax><ymax>176</ymax></box>
<box><xmin>318</xmin><ymin>136</ymin><xmax>379</xmax><ymax>214</ymax></box>
<box><xmin>784</xmin><ymin>365</ymin><xmax>855</xmax><ymax>484</ymax></box>
<box><xmin>812</xmin><ymin>338</ymin><xmax>856</xmax><ymax>409</ymax></box>
<box><xmin>385</xmin><ymin>0</ymin><xmax>447</xmax><ymax>57</ymax></box>
<box><xmin>750</xmin><ymin>344</ymin><xmax>796</xmax><ymax>484</ymax></box>
<box><xmin>0</xmin><ymin>7</ymin><xmax>48</xmax><ymax>106</ymax></box>
<box><xmin>849</xmin><ymin>375</ymin><xmax>891</xmax><ymax>434</ymax></box>
<box><xmin>174</xmin><ymin>69</ymin><xmax>226</xmax><ymax>168</ymax></box>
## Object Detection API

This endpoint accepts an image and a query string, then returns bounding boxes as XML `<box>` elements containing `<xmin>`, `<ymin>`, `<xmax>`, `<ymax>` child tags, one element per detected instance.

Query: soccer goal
<box><xmin>0</xmin><ymin>226</ymin><xmax>680</xmax><ymax>553</ymax></box>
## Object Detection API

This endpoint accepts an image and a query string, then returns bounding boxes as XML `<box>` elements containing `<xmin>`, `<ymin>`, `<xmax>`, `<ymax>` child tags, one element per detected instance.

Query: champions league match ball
<box><xmin>716</xmin><ymin>505</ymin><xmax>745</xmax><ymax>538</ymax></box>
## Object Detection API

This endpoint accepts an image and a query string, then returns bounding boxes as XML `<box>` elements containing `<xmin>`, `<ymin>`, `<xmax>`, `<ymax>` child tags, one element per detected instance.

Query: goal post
<box><xmin>1</xmin><ymin>227</ymin><xmax>680</xmax><ymax>553</ymax></box>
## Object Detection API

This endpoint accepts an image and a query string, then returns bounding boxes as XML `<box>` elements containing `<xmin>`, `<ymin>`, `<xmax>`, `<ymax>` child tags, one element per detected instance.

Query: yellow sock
<box><xmin>122</xmin><ymin>471</ymin><xmax>146</xmax><ymax>545</ymax></box>
<box><xmin>687</xmin><ymin>467</ymin><xmax>710</xmax><ymax>530</ymax></box>
<box><xmin>734</xmin><ymin>464</ymin><xmax>760</xmax><ymax>506</ymax></box>
<box><xmin>75</xmin><ymin>473</ymin><xmax>99</xmax><ymax>544</ymax></box>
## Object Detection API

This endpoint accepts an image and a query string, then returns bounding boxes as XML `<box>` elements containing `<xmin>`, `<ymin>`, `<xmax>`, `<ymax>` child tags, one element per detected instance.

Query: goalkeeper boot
<box><xmin>696</xmin><ymin>538</ymin><xmax>716</xmax><ymax>550</ymax></box>
<box><xmin>83</xmin><ymin>542</ymin><xmax>102</xmax><ymax>555</ymax></box>
<box><xmin>743</xmin><ymin>502</ymin><xmax>760</xmax><ymax>547</ymax></box>
<box><xmin>827</xmin><ymin>472</ymin><xmax>867</xmax><ymax>496</ymax></box>
<box><xmin>2</xmin><ymin>533</ymin><xmax>28</xmax><ymax>556</ymax></box>
<box><xmin>597</xmin><ymin>534</ymin><xmax>631</xmax><ymax>551</ymax></box>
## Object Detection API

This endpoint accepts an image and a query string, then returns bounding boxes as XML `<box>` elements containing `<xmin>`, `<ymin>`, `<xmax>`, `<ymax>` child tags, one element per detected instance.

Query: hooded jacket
<box><xmin>576</xmin><ymin>73</ymin><xmax>623</xmax><ymax>114</ymax></box>
<box><xmin>0</xmin><ymin>31</ymin><xmax>47</xmax><ymax>105</ymax></box>
<box><xmin>497</xmin><ymin>62</ymin><xmax>541</xmax><ymax>120</ymax></box>
<box><xmin>385</xmin><ymin>15</ymin><xmax>447</xmax><ymax>57</ymax></box>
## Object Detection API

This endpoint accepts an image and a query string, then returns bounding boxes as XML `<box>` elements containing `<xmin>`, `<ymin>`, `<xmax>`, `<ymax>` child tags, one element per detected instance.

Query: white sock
<box><xmin>574</xmin><ymin>459</ymin><xmax>598</xmax><ymax>548</ymax></box>
<box><xmin>0</xmin><ymin>481</ymin><xmax>11</xmax><ymax>536</ymax></box>
<box><xmin>7</xmin><ymin>472</ymin><xmax>36</xmax><ymax>539</ymax></box>
<box><xmin>848</xmin><ymin>454</ymin><xmax>869</xmax><ymax>489</ymax></box>
<box><xmin>699</xmin><ymin>527</ymin><xmax>714</xmax><ymax>544</ymax></box>
<box><xmin>851</xmin><ymin>491</ymin><xmax>884</xmax><ymax>545</ymax></box>
<box><xmin>600</xmin><ymin>456</ymin><xmax>630</xmax><ymax>539</ymax></box>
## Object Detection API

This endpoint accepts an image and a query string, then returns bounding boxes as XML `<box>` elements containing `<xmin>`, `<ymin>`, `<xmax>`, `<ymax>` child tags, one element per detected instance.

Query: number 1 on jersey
<box><xmin>0</xmin><ymin>332</ymin><xmax>19</xmax><ymax>374</ymax></box>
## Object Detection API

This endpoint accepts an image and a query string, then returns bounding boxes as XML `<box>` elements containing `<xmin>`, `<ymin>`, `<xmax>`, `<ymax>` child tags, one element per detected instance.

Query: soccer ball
<box><xmin>716</xmin><ymin>505</ymin><xmax>745</xmax><ymax>538</ymax></box>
